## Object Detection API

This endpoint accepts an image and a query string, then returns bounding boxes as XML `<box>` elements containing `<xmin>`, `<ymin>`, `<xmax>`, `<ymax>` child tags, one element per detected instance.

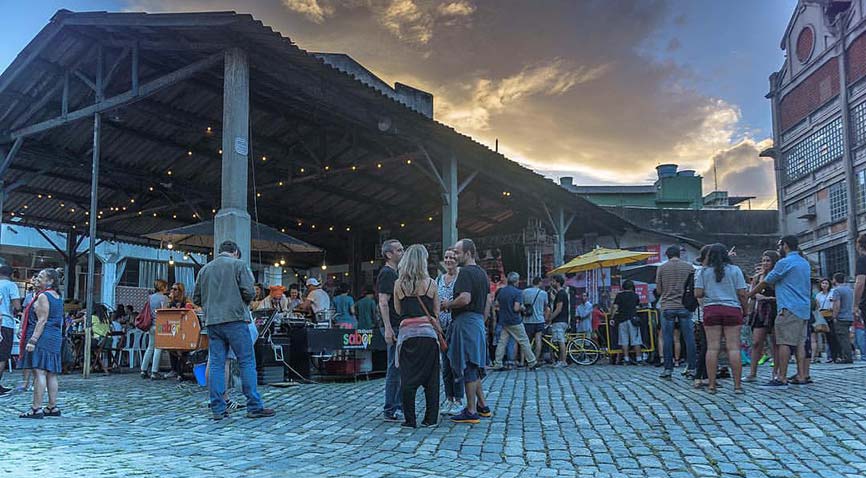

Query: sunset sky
<box><xmin>2</xmin><ymin>0</ymin><xmax>799</xmax><ymax>208</ymax></box>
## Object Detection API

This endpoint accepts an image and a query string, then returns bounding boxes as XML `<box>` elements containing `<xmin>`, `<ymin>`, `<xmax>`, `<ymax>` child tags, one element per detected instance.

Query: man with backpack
<box><xmin>655</xmin><ymin>245</ymin><xmax>698</xmax><ymax>379</ymax></box>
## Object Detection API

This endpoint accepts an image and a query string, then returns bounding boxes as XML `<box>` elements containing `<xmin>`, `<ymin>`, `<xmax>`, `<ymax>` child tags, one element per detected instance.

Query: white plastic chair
<box><xmin>124</xmin><ymin>329</ymin><xmax>144</xmax><ymax>369</ymax></box>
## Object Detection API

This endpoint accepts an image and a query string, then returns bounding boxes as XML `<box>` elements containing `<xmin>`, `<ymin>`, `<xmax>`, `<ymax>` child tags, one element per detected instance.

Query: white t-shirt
<box><xmin>308</xmin><ymin>289</ymin><xmax>331</xmax><ymax>314</ymax></box>
<box><xmin>694</xmin><ymin>265</ymin><xmax>747</xmax><ymax>309</ymax></box>
<box><xmin>815</xmin><ymin>290</ymin><xmax>835</xmax><ymax>311</ymax></box>
<box><xmin>0</xmin><ymin>279</ymin><xmax>21</xmax><ymax>329</ymax></box>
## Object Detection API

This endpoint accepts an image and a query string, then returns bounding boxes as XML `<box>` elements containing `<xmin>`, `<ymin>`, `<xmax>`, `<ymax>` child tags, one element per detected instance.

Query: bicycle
<box><xmin>537</xmin><ymin>330</ymin><xmax>602</xmax><ymax>366</ymax></box>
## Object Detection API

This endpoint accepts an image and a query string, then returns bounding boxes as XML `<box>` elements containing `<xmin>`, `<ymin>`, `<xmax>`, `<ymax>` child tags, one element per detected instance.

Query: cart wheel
<box><xmin>567</xmin><ymin>337</ymin><xmax>600</xmax><ymax>366</ymax></box>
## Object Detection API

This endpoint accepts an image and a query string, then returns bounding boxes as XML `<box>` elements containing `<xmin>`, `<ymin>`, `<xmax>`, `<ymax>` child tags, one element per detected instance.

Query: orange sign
<box><xmin>154</xmin><ymin>309</ymin><xmax>202</xmax><ymax>350</ymax></box>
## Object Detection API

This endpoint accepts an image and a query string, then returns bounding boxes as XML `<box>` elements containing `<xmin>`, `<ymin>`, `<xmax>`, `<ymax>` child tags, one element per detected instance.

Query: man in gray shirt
<box><xmin>831</xmin><ymin>273</ymin><xmax>854</xmax><ymax>363</ymax></box>
<box><xmin>194</xmin><ymin>241</ymin><xmax>274</xmax><ymax>420</ymax></box>
<box><xmin>522</xmin><ymin>276</ymin><xmax>549</xmax><ymax>363</ymax></box>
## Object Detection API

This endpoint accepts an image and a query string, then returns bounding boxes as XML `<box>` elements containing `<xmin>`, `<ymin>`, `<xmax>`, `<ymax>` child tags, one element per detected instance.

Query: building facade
<box><xmin>769</xmin><ymin>0</ymin><xmax>866</xmax><ymax>277</ymax></box>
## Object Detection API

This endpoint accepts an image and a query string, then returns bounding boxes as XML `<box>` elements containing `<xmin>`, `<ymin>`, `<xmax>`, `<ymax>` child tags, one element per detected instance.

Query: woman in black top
<box><xmin>393</xmin><ymin>244</ymin><xmax>442</xmax><ymax>428</ymax></box>
<box><xmin>745</xmin><ymin>251</ymin><xmax>779</xmax><ymax>382</ymax></box>
<box><xmin>612</xmin><ymin>280</ymin><xmax>642</xmax><ymax>365</ymax></box>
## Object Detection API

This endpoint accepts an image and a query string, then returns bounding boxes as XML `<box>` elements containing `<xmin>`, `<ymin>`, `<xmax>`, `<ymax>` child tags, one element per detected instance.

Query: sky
<box><xmin>0</xmin><ymin>0</ymin><xmax>800</xmax><ymax>208</ymax></box>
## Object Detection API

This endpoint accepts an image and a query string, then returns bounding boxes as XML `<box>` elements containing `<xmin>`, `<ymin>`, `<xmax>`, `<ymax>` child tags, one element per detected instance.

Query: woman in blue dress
<box><xmin>19</xmin><ymin>268</ymin><xmax>64</xmax><ymax>418</ymax></box>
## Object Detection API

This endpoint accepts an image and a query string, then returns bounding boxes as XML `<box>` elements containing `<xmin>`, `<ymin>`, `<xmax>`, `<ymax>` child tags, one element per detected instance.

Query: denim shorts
<box><xmin>523</xmin><ymin>322</ymin><xmax>545</xmax><ymax>338</ymax></box>
<box><xmin>618</xmin><ymin>321</ymin><xmax>642</xmax><ymax>347</ymax></box>
<box><xmin>550</xmin><ymin>322</ymin><xmax>568</xmax><ymax>344</ymax></box>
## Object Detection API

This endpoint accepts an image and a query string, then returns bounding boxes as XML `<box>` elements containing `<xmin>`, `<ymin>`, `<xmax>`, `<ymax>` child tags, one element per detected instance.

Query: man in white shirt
<box><xmin>0</xmin><ymin>265</ymin><xmax>22</xmax><ymax>395</ymax></box>
<box><xmin>302</xmin><ymin>278</ymin><xmax>331</xmax><ymax>316</ymax></box>
<box><xmin>575</xmin><ymin>293</ymin><xmax>593</xmax><ymax>335</ymax></box>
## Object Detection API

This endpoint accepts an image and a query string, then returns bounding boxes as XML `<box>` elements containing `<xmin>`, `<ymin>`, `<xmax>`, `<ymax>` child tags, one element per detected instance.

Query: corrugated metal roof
<box><xmin>0</xmin><ymin>10</ymin><xmax>632</xmax><ymax>263</ymax></box>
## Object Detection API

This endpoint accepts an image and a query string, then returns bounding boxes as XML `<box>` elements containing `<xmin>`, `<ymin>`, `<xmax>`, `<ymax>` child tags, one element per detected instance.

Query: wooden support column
<box><xmin>64</xmin><ymin>231</ymin><xmax>78</xmax><ymax>299</ymax></box>
<box><xmin>837</xmin><ymin>12</ymin><xmax>859</xmax><ymax>274</ymax></box>
<box><xmin>214</xmin><ymin>48</ymin><xmax>251</xmax><ymax>264</ymax></box>
<box><xmin>442</xmin><ymin>155</ymin><xmax>458</xmax><ymax>252</ymax></box>
<box><xmin>83</xmin><ymin>45</ymin><xmax>104</xmax><ymax>379</ymax></box>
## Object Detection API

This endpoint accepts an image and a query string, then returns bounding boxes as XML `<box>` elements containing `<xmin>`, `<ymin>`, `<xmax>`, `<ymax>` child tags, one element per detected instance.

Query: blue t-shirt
<box><xmin>765</xmin><ymin>251</ymin><xmax>811</xmax><ymax>321</ymax></box>
<box><xmin>333</xmin><ymin>294</ymin><xmax>355</xmax><ymax>319</ymax></box>
<box><xmin>496</xmin><ymin>285</ymin><xmax>523</xmax><ymax>326</ymax></box>
<box><xmin>0</xmin><ymin>279</ymin><xmax>21</xmax><ymax>329</ymax></box>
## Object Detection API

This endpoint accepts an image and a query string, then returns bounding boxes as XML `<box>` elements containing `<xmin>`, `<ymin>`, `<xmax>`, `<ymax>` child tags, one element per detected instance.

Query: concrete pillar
<box><xmin>553</xmin><ymin>207</ymin><xmax>566</xmax><ymax>267</ymax></box>
<box><xmin>100</xmin><ymin>259</ymin><xmax>118</xmax><ymax>309</ymax></box>
<box><xmin>442</xmin><ymin>156</ymin><xmax>458</xmax><ymax>252</ymax></box>
<box><xmin>215</xmin><ymin>48</ymin><xmax>251</xmax><ymax>265</ymax></box>
<box><xmin>767</xmin><ymin>74</ymin><xmax>786</xmax><ymax>239</ymax></box>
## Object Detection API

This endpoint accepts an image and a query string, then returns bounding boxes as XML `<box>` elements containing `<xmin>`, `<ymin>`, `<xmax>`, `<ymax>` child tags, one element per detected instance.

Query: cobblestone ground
<box><xmin>2</xmin><ymin>361</ymin><xmax>866</xmax><ymax>478</ymax></box>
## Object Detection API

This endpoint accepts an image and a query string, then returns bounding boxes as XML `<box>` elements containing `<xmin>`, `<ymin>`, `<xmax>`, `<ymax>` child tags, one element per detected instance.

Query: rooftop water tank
<box><xmin>656</xmin><ymin>164</ymin><xmax>678</xmax><ymax>179</ymax></box>
<box><xmin>677</xmin><ymin>170</ymin><xmax>696</xmax><ymax>177</ymax></box>
<box><xmin>559</xmin><ymin>177</ymin><xmax>574</xmax><ymax>187</ymax></box>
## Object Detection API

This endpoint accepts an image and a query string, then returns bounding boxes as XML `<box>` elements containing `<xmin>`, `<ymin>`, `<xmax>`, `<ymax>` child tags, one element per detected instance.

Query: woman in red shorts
<box><xmin>694</xmin><ymin>244</ymin><xmax>749</xmax><ymax>394</ymax></box>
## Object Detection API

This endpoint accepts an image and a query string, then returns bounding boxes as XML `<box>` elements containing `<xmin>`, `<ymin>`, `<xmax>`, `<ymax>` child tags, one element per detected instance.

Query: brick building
<box><xmin>767</xmin><ymin>0</ymin><xmax>866</xmax><ymax>278</ymax></box>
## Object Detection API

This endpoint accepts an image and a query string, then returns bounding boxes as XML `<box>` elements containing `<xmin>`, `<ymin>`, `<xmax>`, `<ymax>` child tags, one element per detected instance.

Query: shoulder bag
<box><xmin>415</xmin><ymin>291</ymin><xmax>448</xmax><ymax>353</ymax></box>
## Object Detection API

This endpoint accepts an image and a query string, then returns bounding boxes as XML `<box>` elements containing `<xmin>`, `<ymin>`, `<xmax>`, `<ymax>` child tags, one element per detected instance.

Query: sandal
<box><xmin>734</xmin><ymin>387</ymin><xmax>744</xmax><ymax>395</ymax></box>
<box><xmin>707</xmin><ymin>385</ymin><xmax>717</xmax><ymax>394</ymax></box>
<box><xmin>19</xmin><ymin>407</ymin><xmax>44</xmax><ymax>419</ymax></box>
<box><xmin>43</xmin><ymin>406</ymin><xmax>61</xmax><ymax>417</ymax></box>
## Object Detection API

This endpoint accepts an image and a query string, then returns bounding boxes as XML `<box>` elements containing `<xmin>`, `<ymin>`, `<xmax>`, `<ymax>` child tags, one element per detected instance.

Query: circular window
<box><xmin>796</xmin><ymin>26</ymin><xmax>814</xmax><ymax>63</ymax></box>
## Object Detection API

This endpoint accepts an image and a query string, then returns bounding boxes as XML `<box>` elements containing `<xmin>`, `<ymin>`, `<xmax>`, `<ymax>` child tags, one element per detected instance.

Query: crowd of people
<box><xmin>4</xmin><ymin>231</ymin><xmax>866</xmax><ymax>422</ymax></box>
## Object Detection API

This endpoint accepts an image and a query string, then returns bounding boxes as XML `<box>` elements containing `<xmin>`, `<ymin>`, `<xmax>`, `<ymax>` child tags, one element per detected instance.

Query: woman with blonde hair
<box><xmin>140</xmin><ymin>279</ymin><xmax>170</xmax><ymax>380</ymax></box>
<box><xmin>393</xmin><ymin>244</ymin><xmax>443</xmax><ymax>428</ymax></box>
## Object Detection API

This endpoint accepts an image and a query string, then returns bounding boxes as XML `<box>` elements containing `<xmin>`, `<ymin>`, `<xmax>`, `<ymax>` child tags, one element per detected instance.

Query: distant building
<box><xmin>767</xmin><ymin>0</ymin><xmax>865</xmax><ymax>277</ymax></box>
<box><xmin>559</xmin><ymin>164</ymin><xmax>754</xmax><ymax>210</ymax></box>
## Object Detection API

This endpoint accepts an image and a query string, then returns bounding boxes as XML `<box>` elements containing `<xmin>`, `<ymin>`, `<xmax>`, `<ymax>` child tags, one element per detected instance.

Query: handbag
<box><xmin>415</xmin><ymin>295</ymin><xmax>448</xmax><ymax>353</ymax></box>
<box><xmin>813</xmin><ymin>311</ymin><xmax>830</xmax><ymax>333</ymax></box>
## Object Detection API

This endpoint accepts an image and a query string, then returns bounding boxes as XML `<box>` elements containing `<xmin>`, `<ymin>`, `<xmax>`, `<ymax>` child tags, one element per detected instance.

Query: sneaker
<box><xmin>212</xmin><ymin>411</ymin><xmax>229</xmax><ymax>421</ymax></box>
<box><xmin>760</xmin><ymin>379</ymin><xmax>789</xmax><ymax>388</ymax></box>
<box><xmin>421</xmin><ymin>419</ymin><xmax>438</xmax><ymax>428</ymax></box>
<box><xmin>659</xmin><ymin>370</ymin><xmax>672</xmax><ymax>379</ymax></box>
<box><xmin>383</xmin><ymin>412</ymin><xmax>401</xmax><ymax>422</ymax></box>
<box><xmin>627</xmin><ymin>360</ymin><xmax>638</xmax><ymax>366</ymax></box>
<box><xmin>758</xmin><ymin>355</ymin><xmax>770</xmax><ymax>365</ymax></box>
<box><xmin>140</xmin><ymin>371</ymin><xmax>149</xmax><ymax>379</ymax></box>
<box><xmin>552</xmin><ymin>361</ymin><xmax>565</xmax><ymax>368</ymax></box>
<box><xmin>683</xmin><ymin>369</ymin><xmax>696</xmax><ymax>379</ymax></box>
<box><xmin>450</xmin><ymin>408</ymin><xmax>481</xmax><ymax>424</ymax></box>
<box><xmin>226</xmin><ymin>399</ymin><xmax>241</xmax><ymax>411</ymax></box>
<box><xmin>246</xmin><ymin>408</ymin><xmax>276</xmax><ymax>419</ymax></box>
<box><xmin>743</xmin><ymin>375</ymin><xmax>757</xmax><ymax>383</ymax></box>
<box><xmin>0</xmin><ymin>385</ymin><xmax>10</xmax><ymax>396</ymax></box>
<box><xmin>400</xmin><ymin>422</ymin><xmax>417</xmax><ymax>428</ymax></box>
<box><xmin>477</xmin><ymin>405</ymin><xmax>492</xmax><ymax>418</ymax></box>
<box><xmin>788</xmin><ymin>374</ymin><xmax>812</xmax><ymax>384</ymax></box>
<box><xmin>164</xmin><ymin>371</ymin><xmax>178</xmax><ymax>379</ymax></box>
<box><xmin>440</xmin><ymin>400</ymin><xmax>461</xmax><ymax>416</ymax></box>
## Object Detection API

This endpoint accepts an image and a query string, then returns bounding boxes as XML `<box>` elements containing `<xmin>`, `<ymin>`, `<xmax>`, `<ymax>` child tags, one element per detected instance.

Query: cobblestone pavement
<box><xmin>2</xmin><ymin>361</ymin><xmax>866</xmax><ymax>478</ymax></box>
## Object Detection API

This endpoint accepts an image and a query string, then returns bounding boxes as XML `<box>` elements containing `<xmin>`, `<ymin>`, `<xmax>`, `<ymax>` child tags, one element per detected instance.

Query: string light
<box><xmin>149</xmin><ymin>187</ymin><xmax>154</xmax><ymax>192</ymax></box>
<box><xmin>345</xmin><ymin>227</ymin><xmax>351</xmax><ymax>232</ymax></box>
<box><xmin>297</xmin><ymin>222</ymin><xmax>302</xmax><ymax>227</ymax></box>
<box><xmin>167</xmin><ymin>170</ymin><xmax>172</xmax><ymax>176</ymax></box>
<box><xmin>187</xmin><ymin>151</ymin><xmax>193</xmax><ymax>156</ymax></box>
<box><xmin>256</xmin><ymin>192</ymin><xmax>261</xmax><ymax>198</ymax></box>
<box><xmin>299</xmin><ymin>168</ymin><xmax>305</xmax><ymax>173</ymax></box>
<box><xmin>400</xmin><ymin>223</ymin><xmax>405</xmax><ymax>228</ymax></box>
<box><xmin>273</xmin><ymin>262</ymin><xmax>280</xmax><ymax>268</ymax></box>
<box><xmin>324</xmin><ymin>165</ymin><xmax>330</xmax><ymax>171</ymax></box>
<box><xmin>183</xmin><ymin>253</ymin><xmax>189</xmax><ymax>260</ymax></box>
<box><xmin>22</xmin><ymin>205</ymin><xmax>28</xmax><ymax>209</ymax></box>
<box><xmin>47</xmin><ymin>195</ymin><xmax>52</xmax><ymax>199</ymax></box>
<box><xmin>428</xmin><ymin>216</ymin><xmax>433</xmax><ymax>221</ymax></box>
<box><xmin>406</xmin><ymin>159</ymin><xmax>412</xmax><ymax>165</ymax></box>
<box><xmin>328</xmin><ymin>226</ymin><xmax>334</xmax><ymax>231</ymax></box>
<box><xmin>281</xmin><ymin>228</ymin><xmax>286</xmax><ymax>232</ymax></box>
<box><xmin>169</xmin><ymin>257</ymin><xmax>175</xmax><ymax>266</ymax></box>
<box><xmin>60</xmin><ymin>203</ymin><xmax>65</xmax><ymax>207</ymax></box>
<box><xmin>153</xmin><ymin>213</ymin><xmax>157</xmax><ymax>217</ymax></box>
<box><xmin>278</xmin><ymin>181</ymin><xmax>284</xmax><ymax>187</ymax></box>
<box><xmin>218</xmin><ymin>149</ymin><xmax>223</xmax><ymax>155</ymax></box>
<box><xmin>311</xmin><ymin>225</ymin><xmax>316</xmax><ymax>229</ymax></box>
<box><xmin>377</xmin><ymin>163</ymin><xmax>382</xmax><ymax>169</ymax></box>
<box><xmin>37</xmin><ymin>194</ymin><xmax>42</xmax><ymax>199</ymax></box>
<box><xmin>377</xmin><ymin>225</ymin><xmax>382</xmax><ymax>230</ymax></box>
<box><xmin>351</xmin><ymin>165</ymin><xmax>357</xmax><ymax>171</ymax></box>
<box><xmin>261</xmin><ymin>156</ymin><xmax>267</xmax><ymax>162</ymax></box>
<box><xmin>279</xmin><ymin>259</ymin><xmax>286</xmax><ymax>265</ymax></box>
<box><xmin>130</xmin><ymin>199</ymin><xmax>135</xmax><ymax>203</ymax></box>
<box><xmin>167</xmin><ymin>243</ymin><xmax>174</xmax><ymax>250</ymax></box>
<box><xmin>206</xmin><ymin>126</ymin><xmax>212</xmax><ymax>134</ymax></box>
<box><xmin>172</xmin><ymin>214</ymin><xmax>177</xmax><ymax>219</ymax></box>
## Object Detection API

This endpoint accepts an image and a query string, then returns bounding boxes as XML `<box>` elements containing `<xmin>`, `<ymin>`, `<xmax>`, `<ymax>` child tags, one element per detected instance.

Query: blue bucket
<box><xmin>193</xmin><ymin>363</ymin><xmax>207</xmax><ymax>387</ymax></box>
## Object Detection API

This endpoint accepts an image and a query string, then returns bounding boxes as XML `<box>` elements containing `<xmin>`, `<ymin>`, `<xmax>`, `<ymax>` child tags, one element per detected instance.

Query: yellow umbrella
<box><xmin>548</xmin><ymin>247</ymin><xmax>655</xmax><ymax>275</ymax></box>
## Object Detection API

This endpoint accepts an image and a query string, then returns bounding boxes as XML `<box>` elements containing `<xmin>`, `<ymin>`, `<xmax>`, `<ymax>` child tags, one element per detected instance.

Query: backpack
<box><xmin>134</xmin><ymin>299</ymin><xmax>153</xmax><ymax>331</ymax></box>
<box><xmin>682</xmin><ymin>272</ymin><xmax>699</xmax><ymax>312</ymax></box>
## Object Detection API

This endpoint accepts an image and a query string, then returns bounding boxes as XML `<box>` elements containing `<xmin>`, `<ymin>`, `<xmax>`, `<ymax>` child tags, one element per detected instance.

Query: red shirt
<box><xmin>591</xmin><ymin>309</ymin><xmax>605</xmax><ymax>331</ymax></box>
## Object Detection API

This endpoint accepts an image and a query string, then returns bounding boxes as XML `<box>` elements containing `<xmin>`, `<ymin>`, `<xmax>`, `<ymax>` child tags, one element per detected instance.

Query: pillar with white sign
<box><xmin>215</xmin><ymin>48</ymin><xmax>251</xmax><ymax>263</ymax></box>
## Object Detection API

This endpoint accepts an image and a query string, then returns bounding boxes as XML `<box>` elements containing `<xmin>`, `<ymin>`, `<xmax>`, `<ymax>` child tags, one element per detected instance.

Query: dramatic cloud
<box><xmin>438</xmin><ymin>60</ymin><xmax>610</xmax><ymax>131</ymax></box>
<box><xmin>281</xmin><ymin>0</ymin><xmax>335</xmax><ymax>23</ymax></box>
<box><xmin>702</xmin><ymin>138</ymin><xmax>776</xmax><ymax>208</ymax></box>
<box><xmin>121</xmin><ymin>0</ymin><xmax>775</xmax><ymax>208</ymax></box>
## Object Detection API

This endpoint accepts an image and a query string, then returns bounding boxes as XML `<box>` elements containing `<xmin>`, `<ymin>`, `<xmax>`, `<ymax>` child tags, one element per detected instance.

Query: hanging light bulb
<box><xmin>169</xmin><ymin>256</ymin><xmax>175</xmax><ymax>266</ymax></box>
<box><xmin>279</xmin><ymin>259</ymin><xmax>286</xmax><ymax>265</ymax></box>
<box><xmin>167</xmin><ymin>243</ymin><xmax>174</xmax><ymax>250</ymax></box>
<box><xmin>183</xmin><ymin>253</ymin><xmax>189</xmax><ymax>260</ymax></box>
<box><xmin>273</xmin><ymin>262</ymin><xmax>280</xmax><ymax>268</ymax></box>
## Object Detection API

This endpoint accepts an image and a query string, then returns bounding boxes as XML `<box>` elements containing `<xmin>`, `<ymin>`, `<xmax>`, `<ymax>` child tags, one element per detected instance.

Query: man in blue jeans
<box><xmin>655</xmin><ymin>245</ymin><xmax>697</xmax><ymax>379</ymax></box>
<box><xmin>194</xmin><ymin>241</ymin><xmax>275</xmax><ymax>420</ymax></box>
<box><xmin>377</xmin><ymin>239</ymin><xmax>404</xmax><ymax>422</ymax></box>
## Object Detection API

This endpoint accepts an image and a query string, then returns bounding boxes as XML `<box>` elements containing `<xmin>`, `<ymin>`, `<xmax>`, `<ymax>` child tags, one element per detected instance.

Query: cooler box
<box><xmin>154</xmin><ymin>309</ymin><xmax>201</xmax><ymax>350</ymax></box>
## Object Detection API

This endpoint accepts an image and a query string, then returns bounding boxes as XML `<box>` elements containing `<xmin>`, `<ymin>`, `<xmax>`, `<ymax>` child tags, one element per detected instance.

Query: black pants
<box><xmin>170</xmin><ymin>351</ymin><xmax>189</xmax><ymax>377</ymax></box>
<box><xmin>399</xmin><ymin>337</ymin><xmax>440</xmax><ymax>426</ymax></box>
<box><xmin>831</xmin><ymin>320</ymin><xmax>852</xmax><ymax>362</ymax></box>
<box><xmin>694</xmin><ymin>322</ymin><xmax>708</xmax><ymax>380</ymax></box>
